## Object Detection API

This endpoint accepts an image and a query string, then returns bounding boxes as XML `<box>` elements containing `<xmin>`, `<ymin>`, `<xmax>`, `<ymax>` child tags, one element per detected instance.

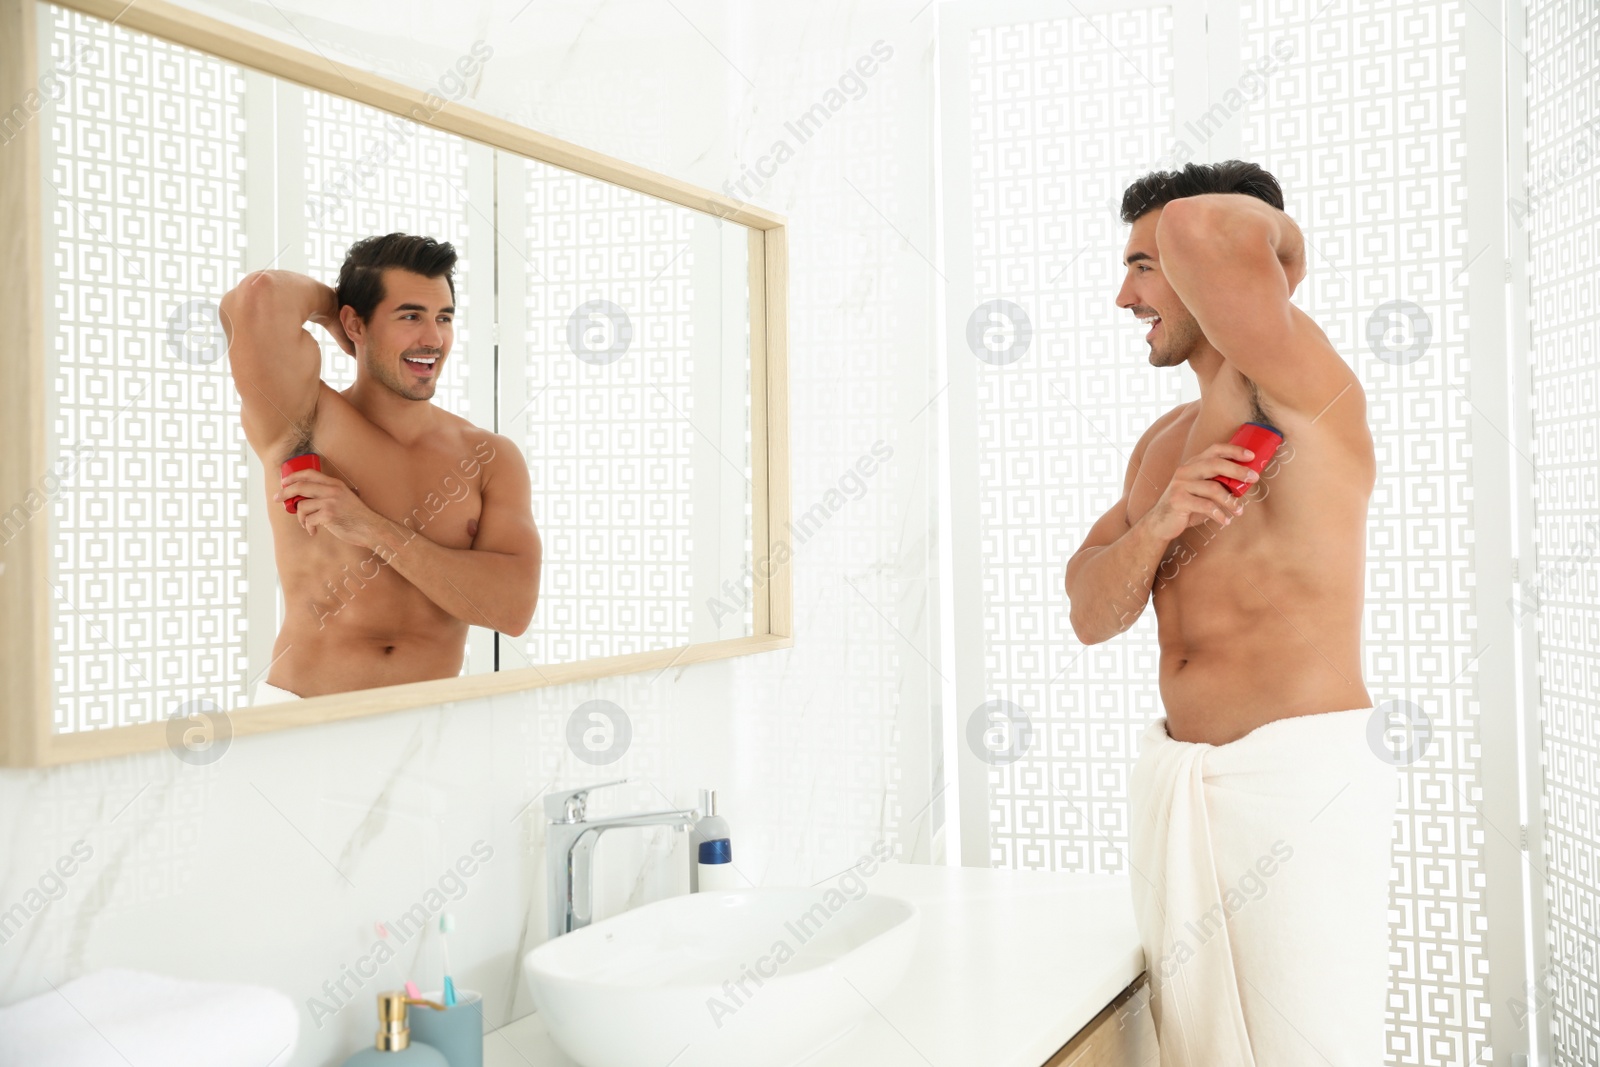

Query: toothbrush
<box><xmin>377</xmin><ymin>922</ymin><xmax>423</xmax><ymax>1001</ymax></box>
<box><xmin>439</xmin><ymin>912</ymin><xmax>457</xmax><ymax>1007</ymax></box>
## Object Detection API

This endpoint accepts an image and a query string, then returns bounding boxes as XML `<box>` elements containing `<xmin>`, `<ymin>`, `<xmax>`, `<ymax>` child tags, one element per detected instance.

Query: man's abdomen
<box><xmin>267</xmin><ymin>619</ymin><xmax>469</xmax><ymax>697</ymax></box>
<box><xmin>1156</xmin><ymin>636</ymin><xmax>1372</xmax><ymax>746</ymax></box>
<box><xmin>1149</xmin><ymin>513</ymin><xmax>1372</xmax><ymax>745</ymax></box>
<box><xmin>268</xmin><ymin>549</ymin><xmax>470</xmax><ymax>697</ymax></box>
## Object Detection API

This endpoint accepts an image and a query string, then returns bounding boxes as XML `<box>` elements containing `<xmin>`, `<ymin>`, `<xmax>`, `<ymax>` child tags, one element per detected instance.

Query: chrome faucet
<box><xmin>544</xmin><ymin>776</ymin><xmax>699</xmax><ymax>939</ymax></box>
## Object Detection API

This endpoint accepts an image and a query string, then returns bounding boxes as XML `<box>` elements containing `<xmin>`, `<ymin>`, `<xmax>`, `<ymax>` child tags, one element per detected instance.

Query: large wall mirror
<box><xmin>0</xmin><ymin>0</ymin><xmax>791</xmax><ymax>766</ymax></box>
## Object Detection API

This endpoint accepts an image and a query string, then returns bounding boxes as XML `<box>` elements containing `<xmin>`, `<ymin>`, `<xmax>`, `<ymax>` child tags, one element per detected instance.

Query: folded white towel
<box><xmin>0</xmin><ymin>968</ymin><xmax>298</xmax><ymax>1067</ymax></box>
<box><xmin>1129</xmin><ymin>708</ymin><xmax>1400</xmax><ymax>1066</ymax></box>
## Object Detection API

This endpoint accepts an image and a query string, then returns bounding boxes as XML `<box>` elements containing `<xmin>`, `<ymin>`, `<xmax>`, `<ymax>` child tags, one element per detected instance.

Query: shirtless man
<box><xmin>1067</xmin><ymin>163</ymin><xmax>1393</xmax><ymax>1064</ymax></box>
<box><xmin>1064</xmin><ymin>170</ymin><xmax>1374</xmax><ymax>746</ymax></box>
<box><xmin>219</xmin><ymin>233</ymin><xmax>541</xmax><ymax>700</ymax></box>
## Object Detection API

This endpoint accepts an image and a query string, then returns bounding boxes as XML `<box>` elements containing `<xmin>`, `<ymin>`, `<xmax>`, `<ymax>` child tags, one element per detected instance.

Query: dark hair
<box><xmin>1119</xmin><ymin>160</ymin><xmax>1284</xmax><ymax>224</ymax></box>
<box><xmin>335</xmin><ymin>232</ymin><xmax>457</xmax><ymax>323</ymax></box>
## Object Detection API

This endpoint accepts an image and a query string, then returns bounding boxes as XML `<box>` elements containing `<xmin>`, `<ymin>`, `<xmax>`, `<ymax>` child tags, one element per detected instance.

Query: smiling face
<box><xmin>344</xmin><ymin>268</ymin><xmax>454</xmax><ymax>401</ymax></box>
<box><xmin>1116</xmin><ymin>207</ymin><xmax>1203</xmax><ymax>370</ymax></box>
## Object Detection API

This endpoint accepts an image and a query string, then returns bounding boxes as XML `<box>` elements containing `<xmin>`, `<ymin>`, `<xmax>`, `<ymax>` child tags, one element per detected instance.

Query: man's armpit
<box><xmin>280</xmin><ymin>423</ymin><xmax>315</xmax><ymax>464</ymax></box>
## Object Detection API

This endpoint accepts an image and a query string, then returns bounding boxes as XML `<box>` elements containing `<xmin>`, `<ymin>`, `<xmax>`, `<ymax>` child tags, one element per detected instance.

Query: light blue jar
<box><xmin>341</xmin><ymin>993</ymin><xmax>449</xmax><ymax>1066</ymax></box>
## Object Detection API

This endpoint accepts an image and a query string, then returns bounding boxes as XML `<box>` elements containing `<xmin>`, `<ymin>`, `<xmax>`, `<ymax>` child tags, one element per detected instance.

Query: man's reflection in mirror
<box><xmin>219</xmin><ymin>233</ymin><xmax>541</xmax><ymax>702</ymax></box>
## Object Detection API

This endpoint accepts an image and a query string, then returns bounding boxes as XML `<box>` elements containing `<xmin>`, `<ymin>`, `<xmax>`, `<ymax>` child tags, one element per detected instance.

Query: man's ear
<box><xmin>337</xmin><ymin>304</ymin><xmax>366</xmax><ymax>355</ymax></box>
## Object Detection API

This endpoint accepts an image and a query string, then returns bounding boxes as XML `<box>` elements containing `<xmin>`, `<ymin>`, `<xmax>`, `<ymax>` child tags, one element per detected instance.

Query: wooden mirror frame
<box><xmin>0</xmin><ymin>0</ymin><xmax>792</xmax><ymax>766</ymax></box>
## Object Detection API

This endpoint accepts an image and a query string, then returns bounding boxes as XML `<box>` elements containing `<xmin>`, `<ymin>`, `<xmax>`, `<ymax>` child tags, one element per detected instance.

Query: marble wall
<box><xmin>0</xmin><ymin>1</ymin><xmax>944</xmax><ymax>1063</ymax></box>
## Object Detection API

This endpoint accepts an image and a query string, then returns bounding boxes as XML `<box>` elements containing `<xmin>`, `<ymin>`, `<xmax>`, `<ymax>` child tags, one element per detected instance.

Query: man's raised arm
<box><xmin>218</xmin><ymin>270</ymin><xmax>351</xmax><ymax>454</ymax></box>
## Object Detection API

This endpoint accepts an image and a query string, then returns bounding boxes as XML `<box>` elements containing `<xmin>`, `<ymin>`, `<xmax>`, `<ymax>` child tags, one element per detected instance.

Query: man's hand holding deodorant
<box><xmin>1141</xmin><ymin>422</ymin><xmax>1283</xmax><ymax>541</ymax></box>
<box><xmin>1212</xmin><ymin>422</ymin><xmax>1283</xmax><ymax>496</ymax></box>
<box><xmin>280</xmin><ymin>452</ymin><xmax>321</xmax><ymax>514</ymax></box>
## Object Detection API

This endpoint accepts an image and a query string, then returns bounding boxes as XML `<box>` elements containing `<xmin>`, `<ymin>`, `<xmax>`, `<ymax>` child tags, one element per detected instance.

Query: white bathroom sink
<box><xmin>522</xmin><ymin>887</ymin><xmax>920</xmax><ymax>1067</ymax></box>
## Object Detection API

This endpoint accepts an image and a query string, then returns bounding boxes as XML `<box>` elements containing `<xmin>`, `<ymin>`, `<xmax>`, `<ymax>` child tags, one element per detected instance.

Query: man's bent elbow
<box><xmin>1069</xmin><ymin>604</ymin><xmax>1128</xmax><ymax>646</ymax></box>
<box><xmin>220</xmin><ymin>270</ymin><xmax>274</xmax><ymax>314</ymax></box>
<box><xmin>1069</xmin><ymin>616</ymin><xmax>1098</xmax><ymax>646</ymax></box>
<box><xmin>502</xmin><ymin>591</ymin><xmax>537</xmax><ymax>638</ymax></box>
<box><xmin>1062</xmin><ymin>549</ymin><xmax>1097</xmax><ymax>608</ymax></box>
<box><xmin>1067</xmin><ymin>604</ymin><xmax>1094</xmax><ymax>646</ymax></box>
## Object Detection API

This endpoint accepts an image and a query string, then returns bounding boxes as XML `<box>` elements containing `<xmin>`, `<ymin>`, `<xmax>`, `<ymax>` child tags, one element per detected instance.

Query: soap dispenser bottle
<box><xmin>341</xmin><ymin>992</ymin><xmax>449</xmax><ymax>1066</ymax></box>
<box><xmin>691</xmin><ymin>788</ymin><xmax>737</xmax><ymax>891</ymax></box>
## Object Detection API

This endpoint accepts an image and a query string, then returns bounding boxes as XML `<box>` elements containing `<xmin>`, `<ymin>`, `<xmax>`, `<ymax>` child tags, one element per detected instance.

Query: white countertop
<box><xmin>483</xmin><ymin>862</ymin><xmax>1146</xmax><ymax>1067</ymax></box>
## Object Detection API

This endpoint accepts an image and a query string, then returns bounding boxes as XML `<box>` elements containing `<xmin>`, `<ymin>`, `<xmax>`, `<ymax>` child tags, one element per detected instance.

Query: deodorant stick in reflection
<box><xmin>1211</xmin><ymin>422</ymin><xmax>1284</xmax><ymax>497</ymax></box>
<box><xmin>280</xmin><ymin>453</ymin><xmax>321</xmax><ymax>514</ymax></box>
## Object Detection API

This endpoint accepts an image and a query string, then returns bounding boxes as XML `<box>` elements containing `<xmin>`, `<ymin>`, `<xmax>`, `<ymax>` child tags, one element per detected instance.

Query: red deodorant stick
<box><xmin>280</xmin><ymin>453</ymin><xmax>321</xmax><ymax>514</ymax></box>
<box><xmin>1212</xmin><ymin>422</ymin><xmax>1284</xmax><ymax>497</ymax></box>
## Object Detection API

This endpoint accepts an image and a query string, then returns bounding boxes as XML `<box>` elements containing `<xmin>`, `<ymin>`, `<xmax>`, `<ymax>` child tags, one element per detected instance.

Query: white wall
<box><xmin>0</xmin><ymin>2</ymin><xmax>942</xmax><ymax>1063</ymax></box>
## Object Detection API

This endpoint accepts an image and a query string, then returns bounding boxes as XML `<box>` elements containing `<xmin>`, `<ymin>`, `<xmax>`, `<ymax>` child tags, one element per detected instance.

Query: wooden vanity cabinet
<box><xmin>1041</xmin><ymin>972</ymin><xmax>1158</xmax><ymax>1066</ymax></box>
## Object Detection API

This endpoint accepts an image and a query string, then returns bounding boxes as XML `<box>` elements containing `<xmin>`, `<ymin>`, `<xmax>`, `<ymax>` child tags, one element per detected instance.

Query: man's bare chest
<box><xmin>1127</xmin><ymin>393</ymin><xmax>1372</xmax><ymax>591</ymax></box>
<box><xmin>322</xmin><ymin>444</ymin><xmax>486</xmax><ymax>551</ymax></box>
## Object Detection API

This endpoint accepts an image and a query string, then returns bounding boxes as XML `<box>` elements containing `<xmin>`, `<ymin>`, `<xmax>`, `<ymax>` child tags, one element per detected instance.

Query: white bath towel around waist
<box><xmin>252</xmin><ymin>679</ymin><xmax>301</xmax><ymax>705</ymax></box>
<box><xmin>1128</xmin><ymin>707</ymin><xmax>1401</xmax><ymax>1066</ymax></box>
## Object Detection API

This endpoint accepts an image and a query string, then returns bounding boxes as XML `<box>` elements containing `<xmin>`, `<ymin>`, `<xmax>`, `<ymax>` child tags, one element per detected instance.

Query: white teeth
<box><xmin>405</xmin><ymin>356</ymin><xmax>437</xmax><ymax>365</ymax></box>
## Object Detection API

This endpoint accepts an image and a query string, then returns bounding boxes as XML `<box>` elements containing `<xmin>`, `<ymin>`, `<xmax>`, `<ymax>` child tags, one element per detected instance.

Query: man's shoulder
<box><xmin>425</xmin><ymin>404</ymin><xmax>492</xmax><ymax>447</ymax></box>
<box><xmin>436</xmin><ymin>409</ymin><xmax>506</xmax><ymax>450</ymax></box>
<box><xmin>441</xmin><ymin>417</ymin><xmax>526</xmax><ymax>483</ymax></box>
<box><xmin>1139</xmin><ymin>401</ymin><xmax>1197</xmax><ymax>447</ymax></box>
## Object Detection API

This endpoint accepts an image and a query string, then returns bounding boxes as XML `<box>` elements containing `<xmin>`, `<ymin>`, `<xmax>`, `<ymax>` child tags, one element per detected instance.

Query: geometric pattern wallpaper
<box><xmin>960</xmin><ymin>2</ymin><xmax>1495</xmax><ymax>1064</ymax></box>
<box><xmin>40</xmin><ymin>3</ymin><xmax>251</xmax><ymax>733</ymax></box>
<box><xmin>1525</xmin><ymin>1</ymin><xmax>1600</xmax><ymax>1063</ymax></box>
<box><xmin>964</xmin><ymin>10</ymin><xmax>1181</xmax><ymax>877</ymax></box>
<box><xmin>503</xmin><ymin>154</ymin><xmax>699</xmax><ymax>665</ymax></box>
<box><xmin>37</xmin><ymin>5</ymin><xmax>730</xmax><ymax>722</ymax></box>
<box><xmin>1238</xmin><ymin>2</ymin><xmax>1488</xmax><ymax>1064</ymax></box>
<box><xmin>1237</xmin><ymin>3</ymin><xmax>1485</xmax><ymax>1063</ymax></box>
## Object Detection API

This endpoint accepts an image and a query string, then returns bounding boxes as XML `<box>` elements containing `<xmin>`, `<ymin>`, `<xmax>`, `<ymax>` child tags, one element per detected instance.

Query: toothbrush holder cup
<box><xmin>409</xmin><ymin>989</ymin><xmax>483</xmax><ymax>1067</ymax></box>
